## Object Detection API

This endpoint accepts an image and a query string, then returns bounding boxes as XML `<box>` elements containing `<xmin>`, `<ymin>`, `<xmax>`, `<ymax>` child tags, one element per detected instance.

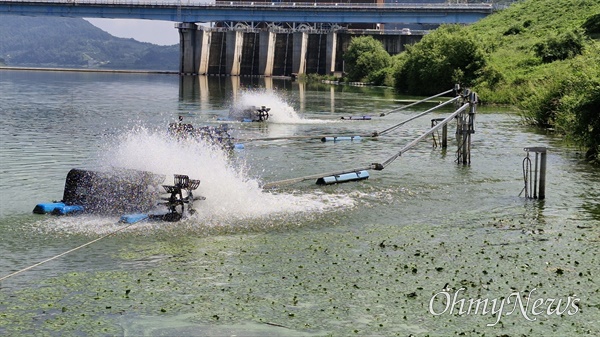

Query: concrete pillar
<box><xmin>259</xmin><ymin>31</ymin><xmax>276</xmax><ymax>76</ymax></box>
<box><xmin>178</xmin><ymin>23</ymin><xmax>201</xmax><ymax>75</ymax></box>
<box><xmin>199</xmin><ymin>75</ymin><xmax>209</xmax><ymax>111</ymax></box>
<box><xmin>197</xmin><ymin>30</ymin><xmax>212</xmax><ymax>75</ymax></box>
<box><xmin>292</xmin><ymin>32</ymin><xmax>308</xmax><ymax>75</ymax></box>
<box><xmin>230</xmin><ymin>76</ymin><xmax>240</xmax><ymax>100</ymax></box>
<box><xmin>264</xmin><ymin>76</ymin><xmax>273</xmax><ymax>91</ymax></box>
<box><xmin>226</xmin><ymin>30</ymin><xmax>244</xmax><ymax>76</ymax></box>
<box><xmin>326</xmin><ymin>31</ymin><xmax>337</xmax><ymax>75</ymax></box>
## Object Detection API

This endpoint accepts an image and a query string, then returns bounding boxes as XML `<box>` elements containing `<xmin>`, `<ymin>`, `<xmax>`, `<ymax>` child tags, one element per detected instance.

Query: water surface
<box><xmin>0</xmin><ymin>70</ymin><xmax>598</xmax><ymax>336</ymax></box>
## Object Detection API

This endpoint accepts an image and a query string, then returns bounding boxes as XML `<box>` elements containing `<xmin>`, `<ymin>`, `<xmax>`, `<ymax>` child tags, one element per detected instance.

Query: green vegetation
<box><xmin>0</xmin><ymin>16</ymin><xmax>178</xmax><ymax>70</ymax></box>
<box><xmin>343</xmin><ymin>0</ymin><xmax>600</xmax><ymax>162</ymax></box>
<box><xmin>393</xmin><ymin>25</ymin><xmax>486</xmax><ymax>95</ymax></box>
<box><xmin>471</xmin><ymin>0</ymin><xmax>600</xmax><ymax>162</ymax></box>
<box><xmin>343</xmin><ymin>36</ymin><xmax>392</xmax><ymax>85</ymax></box>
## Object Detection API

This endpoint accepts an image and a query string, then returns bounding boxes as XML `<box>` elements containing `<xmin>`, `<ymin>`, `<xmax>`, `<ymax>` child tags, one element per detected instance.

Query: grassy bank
<box><xmin>341</xmin><ymin>0</ymin><xmax>600</xmax><ymax>161</ymax></box>
<box><xmin>467</xmin><ymin>0</ymin><xmax>600</xmax><ymax>161</ymax></box>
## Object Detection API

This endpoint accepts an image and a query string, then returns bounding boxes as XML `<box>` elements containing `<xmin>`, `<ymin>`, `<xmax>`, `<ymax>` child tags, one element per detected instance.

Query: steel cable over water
<box><xmin>380</xmin><ymin>103</ymin><xmax>469</xmax><ymax>168</ymax></box>
<box><xmin>377</xmin><ymin>96</ymin><xmax>460</xmax><ymax>137</ymax></box>
<box><xmin>263</xmin><ymin>102</ymin><xmax>471</xmax><ymax>188</ymax></box>
<box><xmin>378</xmin><ymin>88</ymin><xmax>455</xmax><ymax>117</ymax></box>
<box><xmin>237</xmin><ymin>89</ymin><xmax>458</xmax><ymax>143</ymax></box>
<box><xmin>0</xmin><ymin>222</ymin><xmax>139</xmax><ymax>282</ymax></box>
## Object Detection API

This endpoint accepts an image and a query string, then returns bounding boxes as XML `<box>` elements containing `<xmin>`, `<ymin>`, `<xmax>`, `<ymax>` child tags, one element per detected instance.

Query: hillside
<box><xmin>469</xmin><ymin>0</ymin><xmax>600</xmax><ymax>160</ymax></box>
<box><xmin>0</xmin><ymin>16</ymin><xmax>178</xmax><ymax>71</ymax></box>
<box><xmin>468</xmin><ymin>0</ymin><xmax>600</xmax><ymax>104</ymax></box>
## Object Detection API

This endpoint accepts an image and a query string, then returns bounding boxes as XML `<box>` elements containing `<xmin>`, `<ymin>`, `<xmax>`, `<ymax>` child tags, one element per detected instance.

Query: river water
<box><xmin>0</xmin><ymin>70</ymin><xmax>598</xmax><ymax>336</ymax></box>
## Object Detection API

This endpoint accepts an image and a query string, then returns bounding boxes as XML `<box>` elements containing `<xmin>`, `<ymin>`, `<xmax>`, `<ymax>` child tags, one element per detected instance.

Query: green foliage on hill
<box><xmin>353</xmin><ymin>0</ymin><xmax>600</xmax><ymax>161</ymax></box>
<box><xmin>468</xmin><ymin>0</ymin><xmax>600</xmax><ymax>161</ymax></box>
<box><xmin>0</xmin><ymin>16</ymin><xmax>178</xmax><ymax>70</ymax></box>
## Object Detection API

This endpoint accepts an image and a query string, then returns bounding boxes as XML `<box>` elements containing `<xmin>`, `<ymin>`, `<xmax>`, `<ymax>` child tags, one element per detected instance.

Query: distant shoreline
<box><xmin>0</xmin><ymin>66</ymin><xmax>178</xmax><ymax>75</ymax></box>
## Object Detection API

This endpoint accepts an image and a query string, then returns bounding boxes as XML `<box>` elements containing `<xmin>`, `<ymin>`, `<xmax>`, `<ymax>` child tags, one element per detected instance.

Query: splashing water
<box><xmin>39</xmin><ymin>127</ymin><xmax>354</xmax><ymax>235</ymax></box>
<box><xmin>229</xmin><ymin>89</ymin><xmax>327</xmax><ymax>124</ymax></box>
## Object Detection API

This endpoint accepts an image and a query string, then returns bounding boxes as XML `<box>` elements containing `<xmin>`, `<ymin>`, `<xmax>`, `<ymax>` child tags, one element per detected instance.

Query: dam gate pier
<box><xmin>177</xmin><ymin>24</ymin><xmax>422</xmax><ymax>76</ymax></box>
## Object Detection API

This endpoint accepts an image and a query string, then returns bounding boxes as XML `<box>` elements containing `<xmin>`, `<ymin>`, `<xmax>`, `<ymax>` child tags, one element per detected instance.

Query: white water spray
<box><xmin>86</xmin><ymin>127</ymin><xmax>354</xmax><ymax>223</ymax></box>
<box><xmin>229</xmin><ymin>89</ymin><xmax>328</xmax><ymax>124</ymax></box>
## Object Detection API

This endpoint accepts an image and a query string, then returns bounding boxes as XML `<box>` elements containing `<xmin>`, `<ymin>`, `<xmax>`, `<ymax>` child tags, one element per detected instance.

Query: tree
<box><xmin>394</xmin><ymin>25</ymin><xmax>486</xmax><ymax>95</ymax></box>
<box><xmin>343</xmin><ymin>36</ymin><xmax>391</xmax><ymax>84</ymax></box>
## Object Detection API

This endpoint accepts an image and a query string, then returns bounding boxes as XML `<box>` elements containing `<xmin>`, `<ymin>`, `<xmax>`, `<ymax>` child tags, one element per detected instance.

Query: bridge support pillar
<box><xmin>326</xmin><ymin>31</ymin><xmax>338</xmax><ymax>75</ymax></box>
<box><xmin>259</xmin><ymin>31</ymin><xmax>276</xmax><ymax>76</ymax></box>
<box><xmin>226</xmin><ymin>30</ymin><xmax>244</xmax><ymax>76</ymax></box>
<box><xmin>178</xmin><ymin>23</ymin><xmax>202</xmax><ymax>75</ymax></box>
<box><xmin>292</xmin><ymin>32</ymin><xmax>308</xmax><ymax>75</ymax></box>
<box><xmin>197</xmin><ymin>29</ymin><xmax>211</xmax><ymax>75</ymax></box>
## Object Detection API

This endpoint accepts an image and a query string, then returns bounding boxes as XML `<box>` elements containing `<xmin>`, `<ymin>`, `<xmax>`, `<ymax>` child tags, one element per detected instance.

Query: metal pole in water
<box><xmin>456</xmin><ymin>114</ymin><xmax>463</xmax><ymax>162</ymax></box>
<box><xmin>539</xmin><ymin>149</ymin><xmax>547</xmax><ymax>199</ymax></box>
<box><xmin>442</xmin><ymin>122</ymin><xmax>448</xmax><ymax>148</ymax></box>
<box><xmin>533</xmin><ymin>151</ymin><xmax>539</xmax><ymax>199</ymax></box>
<box><xmin>431</xmin><ymin>118</ymin><xmax>449</xmax><ymax>149</ymax></box>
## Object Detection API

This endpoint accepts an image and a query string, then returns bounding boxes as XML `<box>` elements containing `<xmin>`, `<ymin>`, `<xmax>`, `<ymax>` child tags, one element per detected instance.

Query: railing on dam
<box><xmin>0</xmin><ymin>0</ymin><xmax>495</xmax><ymax>10</ymax></box>
<box><xmin>0</xmin><ymin>0</ymin><xmax>495</xmax><ymax>23</ymax></box>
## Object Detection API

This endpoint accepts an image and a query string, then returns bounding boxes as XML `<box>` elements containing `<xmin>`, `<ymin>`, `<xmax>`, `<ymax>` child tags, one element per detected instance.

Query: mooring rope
<box><xmin>379</xmin><ymin>88</ymin><xmax>455</xmax><ymax>117</ymax></box>
<box><xmin>0</xmin><ymin>222</ymin><xmax>137</xmax><ymax>282</ymax></box>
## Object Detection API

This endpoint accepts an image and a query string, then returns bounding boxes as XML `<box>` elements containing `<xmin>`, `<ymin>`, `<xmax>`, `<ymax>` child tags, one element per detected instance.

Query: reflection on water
<box><xmin>0</xmin><ymin>70</ymin><xmax>598</xmax><ymax>336</ymax></box>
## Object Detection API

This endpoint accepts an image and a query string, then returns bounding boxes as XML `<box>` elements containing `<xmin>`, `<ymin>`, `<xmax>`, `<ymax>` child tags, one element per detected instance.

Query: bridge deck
<box><xmin>0</xmin><ymin>0</ymin><xmax>494</xmax><ymax>24</ymax></box>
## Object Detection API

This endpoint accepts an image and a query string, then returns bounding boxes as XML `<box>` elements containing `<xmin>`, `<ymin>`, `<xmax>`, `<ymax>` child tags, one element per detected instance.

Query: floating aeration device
<box><xmin>315</xmin><ymin>170</ymin><xmax>370</xmax><ymax>185</ymax></box>
<box><xmin>254</xmin><ymin>106</ymin><xmax>270</xmax><ymax>122</ymax></box>
<box><xmin>321</xmin><ymin>136</ymin><xmax>362</xmax><ymax>142</ymax></box>
<box><xmin>340</xmin><ymin>116</ymin><xmax>371</xmax><ymax>120</ymax></box>
<box><xmin>33</xmin><ymin>169</ymin><xmax>204</xmax><ymax>224</ymax></box>
<box><xmin>149</xmin><ymin>174</ymin><xmax>203</xmax><ymax>223</ymax></box>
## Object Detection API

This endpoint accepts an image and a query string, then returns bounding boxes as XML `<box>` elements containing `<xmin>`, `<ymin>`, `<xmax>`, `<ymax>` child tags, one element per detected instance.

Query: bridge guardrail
<box><xmin>0</xmin><ymin>0</ymin><xmax>494</xmax><ymax>11</ymax></box>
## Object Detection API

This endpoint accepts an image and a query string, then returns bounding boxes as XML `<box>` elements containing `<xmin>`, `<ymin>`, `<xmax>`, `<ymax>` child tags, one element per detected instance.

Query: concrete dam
<box><xmin>178</xmin><ymin>24</ymin><xmax>422</xmax><ymax>76</ymax></box>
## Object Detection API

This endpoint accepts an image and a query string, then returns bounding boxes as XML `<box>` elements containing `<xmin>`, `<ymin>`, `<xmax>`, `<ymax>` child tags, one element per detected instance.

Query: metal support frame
<box><xmin>522</xmin><ymin>147</ymin><xmax>547</xmax><ymax>200</ymax></box>
<box><xmin>456</xmin><ymin>89</ymin><xmax>477</xmax><ymax>165</ymax></box>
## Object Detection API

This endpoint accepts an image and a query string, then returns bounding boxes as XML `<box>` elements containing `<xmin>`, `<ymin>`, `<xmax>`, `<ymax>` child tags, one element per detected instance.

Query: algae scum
<box><xmin>1</xmin><ymin>71</ymin><xmax>599</xmax><ymax>336</ymax></box>
<box><xmin>2</xmin><ymin>185</ymin><xmax>599</xmax><ymax>336</ymax></box>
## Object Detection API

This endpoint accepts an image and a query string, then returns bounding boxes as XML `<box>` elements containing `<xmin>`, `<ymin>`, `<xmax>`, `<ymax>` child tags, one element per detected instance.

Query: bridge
<box><xmin>0</xmin><ymin>0</ymin><xmax>494</xmax><ymax>24</ymax></box>
<box><xmin>0</xmin><ymin>0</ymin><xmax>496</xmax><ymax>75</ymax></box>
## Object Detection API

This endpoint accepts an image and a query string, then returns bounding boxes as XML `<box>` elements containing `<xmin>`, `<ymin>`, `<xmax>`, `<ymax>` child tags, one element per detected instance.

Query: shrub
<box><xmin>555</xmin><ymin>80</ymin><xmax>600</xmax><ymax>162</ymax></box>
<box><xmin>519</xmin><ymin>46</ymin><xmax>600</xmax><ymax>162</ymax></box>
<box><xmin>393</xmin><ymin>25</ymin><xmax>486</xmax><ymax>95</ymax></box>
<box><xmin>343</xmin><ymin>36</ymin><xmax>391</xmax><ymax>84</ymax></box>
<box><xmin>582</xmin><ymin>13</ymin><xmax>600</xmax><ymax>37</ymax></box>
<box><xmin>533</xmin><ymin>29</ymin><xmax>586</xmax><ymax>63</ymax></box>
